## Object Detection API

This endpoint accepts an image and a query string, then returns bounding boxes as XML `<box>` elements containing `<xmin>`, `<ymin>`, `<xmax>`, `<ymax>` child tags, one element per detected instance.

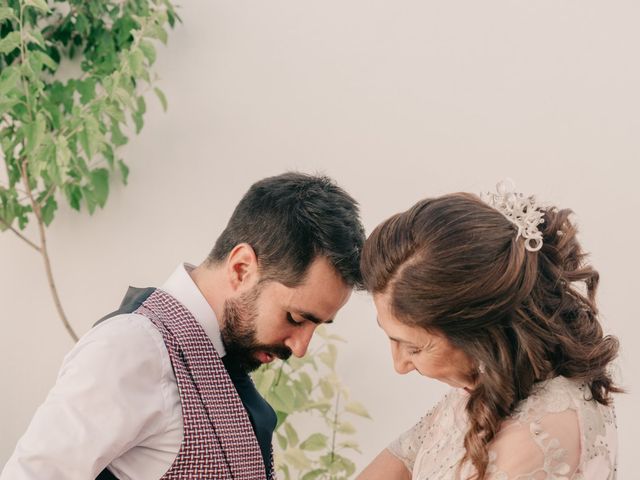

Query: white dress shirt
<box><xmin>1</xmin><ymin>264</ymin><xmax>225</xmax><ymax>480</ymax></box>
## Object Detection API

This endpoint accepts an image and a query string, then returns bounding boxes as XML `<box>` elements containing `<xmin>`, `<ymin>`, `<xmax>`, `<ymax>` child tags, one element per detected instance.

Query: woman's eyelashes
<box><xmin>406</xmin><ymin>341</ymin><xmax>434</xmax><ymax>356</ymax></box>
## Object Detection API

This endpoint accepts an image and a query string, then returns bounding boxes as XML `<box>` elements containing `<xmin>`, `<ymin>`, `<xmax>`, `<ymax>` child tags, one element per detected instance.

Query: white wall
<box><xmin>2</xmin><ymin>0</ymin><xmax>638</xmax><ymax>476</ymax></box>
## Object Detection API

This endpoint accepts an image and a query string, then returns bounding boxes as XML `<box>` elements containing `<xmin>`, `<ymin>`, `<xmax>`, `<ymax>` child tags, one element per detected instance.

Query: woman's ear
<box><xmin>226</xmin><ymin>243</ymin><xmax>259</xmax><ymax>291</ymax></box>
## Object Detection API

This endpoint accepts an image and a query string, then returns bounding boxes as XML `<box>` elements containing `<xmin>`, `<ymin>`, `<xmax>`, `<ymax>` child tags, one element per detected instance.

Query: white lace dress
<box><xmin>388</xmin><ymin>376</ymin><xmax>617</xmax><ymax>479</ymax></box>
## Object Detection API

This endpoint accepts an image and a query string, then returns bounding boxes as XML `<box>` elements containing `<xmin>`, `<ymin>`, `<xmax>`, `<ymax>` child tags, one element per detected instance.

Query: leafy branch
<box><xmin>0</xmin><ymin>0</ymin><xmax>180</xmax><ymax>341</ymax></box>
<box><xmin>253</xmin><ymin>327</ymin><xmax>372</xmax><ymax>480</ymax></box>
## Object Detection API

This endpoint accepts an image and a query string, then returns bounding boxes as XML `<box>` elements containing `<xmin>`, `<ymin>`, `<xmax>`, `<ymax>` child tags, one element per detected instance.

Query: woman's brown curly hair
<box><xmin>360</xmin><ymin>192</ymin><xmax>622</xmax><ymax>479</ymax></box>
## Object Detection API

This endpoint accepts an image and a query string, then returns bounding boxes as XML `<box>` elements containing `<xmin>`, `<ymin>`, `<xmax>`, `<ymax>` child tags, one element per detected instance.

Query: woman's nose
<box><xmin>391</xmin><ymin>344</ymin><xmax>415</xmax><ymax>375</ymax></box>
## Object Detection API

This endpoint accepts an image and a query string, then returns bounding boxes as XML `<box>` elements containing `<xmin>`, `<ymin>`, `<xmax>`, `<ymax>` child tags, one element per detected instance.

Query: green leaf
<box><xmin>75</xmin><ymin>14</ymin><xmax>89</xmax><ymax>36</ymax></box>
<box><xmin>79</xmin><ymin>115</ymin><xmax>102</xmax><ymax>159</ymax></box>
<box><xmin>114</xmin><ymin>87</ymin><xmax>134</xmax><ymax>109</ymax></box>
<box><xmin>282</xmin><ymin>448</ymin><xmax>311</xmax><ymax>471</ymax></box>
<box><xmin>305</xmin><ymin>400</ymin><xmax>332</xmax><ymax>414</ymax></box>
<box><xmin>0</xmin><ymin>98</ymin><xmax>19</xmax><ymax>117</ymax></box>
<box><xmin>31</xmin><ymin>51</ymin><xmax>57</xmax><ymax>71</ymax></box>
<box><xmin>42</xmin><ymin>101</ymin><xmax>61</xmax><ymax>130</ymax></box>
<box><xmin>139</xmin><ymin>40</ymin><xmax>156</xmax><ymax>65</ymax></box>
<box><xmin>283</xmin><ymin>421</ymin><xmax>299</xmax><ymax>447</ymax></box>
<box><xmin>40</xmin><ymin>196</ymin><xmax>57</xmax><ymax>226</ymax></box>
<box><xmin>0</xmin><ymin>31</ymin><xmax>21</xmax><ymax>55</ymax></box>
<box><xmin>338</xmin><ymin>440</ymin><xmax>362</xmax><ymax>453</ymax></box>
<box><xmin>83</xmin><ymin>186</ymin><xmax>97</xmax><ymax>215</ymax></box>
<box><xmin>132</xmin><ymin>96</ymin><xmax>146</xmax><ymax>133</ymax></box>
<box><xmin>24</xmin><ymin>31</ymin><xmax>45</xmax><ymax>48</ymax></box>
<box><xmin>128</xmin><ymin>50</ymin><xmax>145</xmax><ymax>77</ymax></box>
<box><xmin>299</xmin><ymin>433</ymin><xmax>328</xmax><ymax>452</ymax></box>
<box><xmin>63</xmin><ymin>184</ymin><xmax>82</xmax><ymax>211</ymax></box>
<box><xmin>76</xmin><ymin>78</ymin><xmax>96</xmax><ymax>104</ymax></box>
<box><xmin>105</xmin><ymin>104</ymin><xmax>126</xmax><ymax>123</ymax></box>
<box><xmin>43</xmin><ymin>141</ymin><xmax>61</xmax><ymax>185</ymax></box>
<box><xmin>326</xmin><ymin>453</ymin><xmax>356</xmax><ymax>476</ymax></box>
<box><xmin>269</xmin><ymin>382</ymin><xmax>295</xmax><ymax>413</ymax></box>
<box><xmin>78</xmin><ymin>128</ymin><xmax>91</xmax><ymax>160</ymax></box>
<box><xmin>275</xmin><ymin>431</ymin><xmax>287</xmax><ymax>450</ymax></box>
<box><xmin>54</xmin><ymin>136</ymin><xmax>71</xmax><ymax>171</ymax></box>
<box><xmin>319</xmin><ymin>378</ymin><xmax>334</xmax><ymax>399</ymax></box>
<box><xmin>154</xmin><ymin>87</ymin><xmax>167</xmax><ymax>112</ymax></box>
<box><xmin>110</xmin><ymin>122</ymin><xmax>128</xmax><ymax>147</ymax></box>
<box><xmin>0</xmin><ymin>7</ymin><xmax>17</xmax><ymax>23</ymax></box>
<box><xmin>117</xmin><ymin>160</ymin><xmax>130</xmax><ymax>186</ymax></box>
<box><xmin>298</xmin><ymin>372</ymin><xmax>313</xmax><ymax>393</ymax></box>
<box><xmin>275</xmin><ymin>410</ymin><xmax>288</xmax><ymax>430</ymax></box>
<box><xmin>24</xmin><ymin>113</ymin><xmax>47</xmax><ymax>156</ymax></box>
<box><xmin>319</xmin><ymin>344</ymin><xmax>337</xmax><ymax>370</ymax></box>
<box><xmin>277</xmin><ymin>462</ymin><xmax>291</xmax><ymax>480</ymax></box>
<box><xmin>147</xmin><ymin>24</ymin><xmax>168</xmax><ymax>44</ymax></box>
<box><xmin>336</xmin><ymin>421</ymin><xmax>356</xmax><ymax>435</ymax></box>
<box><xmin>24</xmin><ymin>0</ymin><xmax>50</xmax><ymax>13</ymax></box>
<box><xmin>300</xmin><ymin>470</ymin><xmax>327</xmax><ymax>480</ymax></box>
<box><xmin>0</xmin><ymin>68</ymin><xmax>20</xmax><ymax>96</ymax></box>
<box><xmin>328</xmin><ymin>333</ymin><xmax>347</xmax><ymax>342</ymax></box>
<box><xmin>101</xmin><ymin>143</ymin><xmax>114</xmax><ymax>169</ymax></box>
<box><xmin>252</xmin><ymin>366</ymin><xmax>276</xmax><ymax>395</ymax></box>
<box><xmin>315</xmin><ymin>325</ymin><xmax>329</xmax><ymax>339</ymax></box>
<box><xmin>136</xmin><ymin>95</ymin><xmax>147</xmax><ymax>116</ymax></box>
<box><xmin>345</xmin><ymin>401</ymin><xmax>371</xmax><ymax>419</ymax></box>
<box><xmin>90</xmin><ymin>168</ymin><xmax>109</xmax><ymax>208</ymax></box>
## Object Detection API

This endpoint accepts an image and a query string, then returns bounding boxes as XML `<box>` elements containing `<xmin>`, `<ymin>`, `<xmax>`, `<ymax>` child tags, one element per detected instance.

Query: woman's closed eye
<box><xmin>405</xmin><ymin>341</ymin><xmax>434</xmax><ymax>356</ymax></box>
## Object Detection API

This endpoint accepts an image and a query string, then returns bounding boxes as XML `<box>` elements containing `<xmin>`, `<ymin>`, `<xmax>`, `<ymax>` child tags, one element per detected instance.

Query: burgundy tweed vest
<box><xmin>135</xmin><ymin>289</ymin><xmax>274</xmax><ymax>479</ymax></box>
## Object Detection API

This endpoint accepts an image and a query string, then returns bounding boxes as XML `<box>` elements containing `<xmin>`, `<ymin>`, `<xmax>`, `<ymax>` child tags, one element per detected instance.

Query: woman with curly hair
<box><xmin>357</xmin><ymin>182</ymin><xmax>621</xmax><ymax>480</ymax></box>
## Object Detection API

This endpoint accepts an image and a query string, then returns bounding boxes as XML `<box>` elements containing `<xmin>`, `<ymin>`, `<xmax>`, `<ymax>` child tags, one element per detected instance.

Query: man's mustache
<box><xmin>260</xmin><ymin>345</ymin><xmax>292</xmax><ymax>361</ymax></box>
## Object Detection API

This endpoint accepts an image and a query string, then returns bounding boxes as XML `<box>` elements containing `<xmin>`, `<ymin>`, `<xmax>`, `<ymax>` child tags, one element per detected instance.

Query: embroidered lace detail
<box><xmin>388</xmin><ymin>376</ymin><xmax>617</xmax><ymax>480</ymax></box>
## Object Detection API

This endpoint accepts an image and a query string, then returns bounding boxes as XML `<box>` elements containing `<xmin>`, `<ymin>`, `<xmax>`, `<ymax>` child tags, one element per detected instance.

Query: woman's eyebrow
<box><xmin>376</xmin><ymin>317</ymin><xmax>419</xmax><ymax>346</ymax></box>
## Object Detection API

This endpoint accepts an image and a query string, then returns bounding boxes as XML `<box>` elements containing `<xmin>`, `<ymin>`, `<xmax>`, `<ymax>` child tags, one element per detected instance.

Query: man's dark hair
<box><xmin>209</xmin><ymin>172</ymin><xmax>365</xmax><ymax>288</ymax></box>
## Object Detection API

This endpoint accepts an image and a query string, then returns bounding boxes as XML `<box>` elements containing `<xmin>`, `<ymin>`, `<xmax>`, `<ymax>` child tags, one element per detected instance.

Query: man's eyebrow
<box><xmin>299</xmin><ymin>311</ymin><xmax>333</xmax><ymax>325</ymax></box>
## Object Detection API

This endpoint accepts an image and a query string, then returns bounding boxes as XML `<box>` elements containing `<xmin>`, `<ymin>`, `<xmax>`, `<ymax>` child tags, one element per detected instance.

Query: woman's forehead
<box><xmin>375</xmin><ymin>310</ymin><xmax>436</xmax><ymax>346</ymax></box>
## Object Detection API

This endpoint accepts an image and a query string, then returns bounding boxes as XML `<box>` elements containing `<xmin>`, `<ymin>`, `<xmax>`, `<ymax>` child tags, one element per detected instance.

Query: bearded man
<box><xmin>1</xmin><ymin>172</ymin><xmax>365</xmax><ymax>480</ymax></box>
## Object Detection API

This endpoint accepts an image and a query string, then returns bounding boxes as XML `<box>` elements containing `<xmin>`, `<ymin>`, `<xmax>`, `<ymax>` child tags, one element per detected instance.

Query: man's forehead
<box><xmin>289</xmin><ymin>278</ymin><xmax>351</xmax><ymax>317</ymax></box>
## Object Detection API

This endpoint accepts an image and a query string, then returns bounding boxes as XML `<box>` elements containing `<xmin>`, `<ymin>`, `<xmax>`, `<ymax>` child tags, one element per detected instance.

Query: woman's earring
<box><xmin>478</xmin><ymin>361</ymin><xmax>486</xmax><ymax>374</ymax></box>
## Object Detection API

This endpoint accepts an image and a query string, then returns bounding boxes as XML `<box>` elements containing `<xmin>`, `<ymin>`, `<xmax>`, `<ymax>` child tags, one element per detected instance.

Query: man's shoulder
<box><xmin>91</xmin><ymin>311</ymin><xmax>161</xmax><ymax>340</ymax></box>
<box><xmin>94</xmin><ymin>287</ymin><xmax>157</xmax><ymax>327</ymax></box>
<box><xmin>62</xmin><ymin>312</ymin><xmax>167</xmax><ymax>373</ymax></box>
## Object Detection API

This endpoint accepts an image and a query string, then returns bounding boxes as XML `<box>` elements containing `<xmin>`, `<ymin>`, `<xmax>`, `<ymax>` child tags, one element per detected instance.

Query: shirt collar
<box><xmin>160</xmin><ymin>263</ymin><xmax>226</xmax><ymax>357</ymax></box>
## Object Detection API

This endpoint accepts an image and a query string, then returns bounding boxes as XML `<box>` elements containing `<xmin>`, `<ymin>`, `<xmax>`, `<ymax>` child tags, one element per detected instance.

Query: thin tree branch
<box><xmin>20</xmin><ymin>159</ymin><xmax>78</xmax><ymax>342</ymax></box>
<box><xmin>330</xmin><ymin>390</ymin><xmax>341</xmax><ymax>467</ymax></box>
<box><xmin>0</xmin><ymin>215</ymin><xmax>41</xmax><ymax>251</ymax></box>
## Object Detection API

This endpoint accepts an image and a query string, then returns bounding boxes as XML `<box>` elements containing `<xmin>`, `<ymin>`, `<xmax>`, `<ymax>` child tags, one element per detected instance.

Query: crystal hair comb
<box><xmin>480</xmin><ymin>179</ymin><xmax>545</xmax><ymax>252</ymax></box>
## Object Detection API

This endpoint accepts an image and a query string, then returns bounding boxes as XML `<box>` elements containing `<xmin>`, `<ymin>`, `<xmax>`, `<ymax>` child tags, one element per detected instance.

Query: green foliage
<box><xmin>0</xmin><ymin>0</ymin><xmax>179</xmax><ymax>232</ymax></box>
<box><xmin>253</xmin><ymin>327</ymin><xmax>372</xmax><ymax>480</ymax></box>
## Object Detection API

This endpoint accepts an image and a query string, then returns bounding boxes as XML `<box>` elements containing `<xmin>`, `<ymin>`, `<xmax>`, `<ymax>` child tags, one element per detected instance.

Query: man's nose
<box><xmin>285</xmin><ymin>325</ymin><xmax>316</xmax><ymax>357</ymax></box>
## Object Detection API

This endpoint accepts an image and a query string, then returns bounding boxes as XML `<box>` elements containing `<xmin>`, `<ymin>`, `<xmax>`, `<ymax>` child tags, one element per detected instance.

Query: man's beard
<box><xmin>221</xmin><ymin>284</ymin><xmax>292</xmax><ymax>372</ymax></box>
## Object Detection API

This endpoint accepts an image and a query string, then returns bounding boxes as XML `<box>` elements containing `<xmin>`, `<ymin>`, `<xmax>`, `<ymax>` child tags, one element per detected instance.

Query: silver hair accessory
<box><xmin>478</xmin><ymin>361</ymin><xmax>486</xmax><ymax>374</ymax></box>
<box><xmin>480</xmin><ymin>179</ymin><xmax>545</xmax><ymax>252</ymax></box>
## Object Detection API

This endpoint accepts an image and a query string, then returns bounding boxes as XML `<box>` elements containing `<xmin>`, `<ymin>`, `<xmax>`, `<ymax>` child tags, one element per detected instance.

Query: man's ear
<box><xmin>226</xmin><ymin>243</ymin><xmax>258</xmax><ymax>291</ymax></box>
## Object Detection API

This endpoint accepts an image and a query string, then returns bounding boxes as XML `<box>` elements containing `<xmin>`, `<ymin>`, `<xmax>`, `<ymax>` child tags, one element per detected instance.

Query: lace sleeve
<box><xmin>387</xmin><ymin>392</ymin><xmax>453</xmax><ymax>473</ymax></box>
<box><xmin>486</xmin><ymin>408</ymin><xmax>581</xmax><ymax>479</ymax></box>
<box><xmin>387</xmin><ymin>415</ymin><xmax>429</xmax><ymax>472</ymax></box>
